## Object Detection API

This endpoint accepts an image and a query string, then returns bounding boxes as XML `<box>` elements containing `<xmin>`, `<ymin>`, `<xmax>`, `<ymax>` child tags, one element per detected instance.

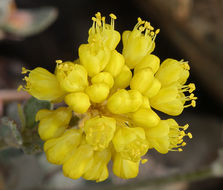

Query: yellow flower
<box><xmin>63</xmin><ymin>142</ymin><xmax>111</xmax><ymax>182</ymax></box>
<box><xmin>20</xmin><ymin>12</ymin><xmax>196</xmax><ymax>182</ymax></box>
<box><xmin>122</xmin><ymin>18</ymin><xmax>159</xmax><ymax>69</ymax></box>
<box><xmin>19</xmin><ymin>67</ymin><xmax>65</xmax><ymax>101</ymax></box>
<box><xmin>146</xmin><ymin>119</ymin><xmax>192</xmax><ymax>154</ymax></box>
<box><xmin>155</xmin><ymin>59</ymin><xmax>190</xmax><ymax>86</ymax></box>
<box><xmin>64</xmin><ymin>92</ymin><xmax>90</xmax><ymax>113</ymax></box>
<box><xmin>35</xmin><ymin>107</ymin><xmax>72</xmax><ymax>141</ymax></box>
<box><xmin>112</xmin><ymin>153</ymin><xmax>139</xmax><ymax>179</ymax></box>
<box><xmin>55</xmin><ymin>61</ymin><xmax>88</xmax><ymax>92</ymax></box>
<box><xmin>44</xmin><ymin>129</ymin><xmax>82</xmax><ymax>164</ymax></box>
<box><xmin>84</xmin><ymin>116</ymin><xmax>116</xmax><ymax>151</ymax></box>
<box><xmin>88</xmin><ymin>12</ymin><xmax>120</xmax><ymax>50</ymax></box>
<box><xmin>150</xmin><ymin>83</ymin><xmax>196</xmax><ymax>116</ymax></box>
<box><xmin>83</xmin><ymin>148</ymin><xmax>111</xmax><ymax>182</ymax></box>
<box><xmin>112</xmin><ymin>126</ymin><xmax>149</xmax><ymax>162</ymax></box>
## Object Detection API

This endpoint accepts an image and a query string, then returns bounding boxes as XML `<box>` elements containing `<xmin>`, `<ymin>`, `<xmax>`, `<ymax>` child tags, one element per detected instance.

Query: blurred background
<box><xmin>0</xmin><ymin>0</ymin><xmax>223</xmax><ymax>189</ymax></box>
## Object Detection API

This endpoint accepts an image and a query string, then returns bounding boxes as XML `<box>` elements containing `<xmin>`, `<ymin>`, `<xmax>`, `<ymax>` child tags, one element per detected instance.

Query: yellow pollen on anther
<box><xmin>155</xmin><ymin>29</ymin><xmax>160</xmax><ymax>34</ymax></box>
<box><xmin>56</xmin><ymin>60</ymin><xmax>63</xmax><ymax>64</ymax></box>
<box><xmin>188</xmin><ymin>132</ymin><xmax>193</xmax><ymax>139</ymax></box>
<box><xmin>141</xmin><ymin>159</ymin><xmax>148</xmax><ymax>164</ymax></box>
<box><xmin>191</xmin><ymin>100</ymin><xmax>196</xmax><ymax>107</ymax></box>
<box><xmin>17</xmin><ymin>85</ymin><xmax>23</xmax><ymax>91</ymax></box>
<box><xmin>21</xmin><ymin>67</ymin><xmax>29</xmax><ymax>74</ymax></box>
<box><xmin>109</xmin><ymin>13</ymin><xmax>117</xmax><ymax>20</ymax></box>
<box><xmin>182</xmin><ymin>124</ymin><xmax>189</xmax><ymax>130</ymax></box>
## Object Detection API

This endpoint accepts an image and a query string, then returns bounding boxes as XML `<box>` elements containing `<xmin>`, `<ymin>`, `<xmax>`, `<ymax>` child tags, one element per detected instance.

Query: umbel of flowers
<box><xmin>19</xmin><ymin>12</ymin><xmax>196</xmax><ymax>182</ymax></box>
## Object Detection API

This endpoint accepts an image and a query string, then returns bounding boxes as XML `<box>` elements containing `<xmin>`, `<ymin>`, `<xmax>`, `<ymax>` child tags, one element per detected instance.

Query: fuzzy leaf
<box><xmin>23</xmin><ymin>97</ymin><xmax>51</xmax><ymax>129</ymax></box>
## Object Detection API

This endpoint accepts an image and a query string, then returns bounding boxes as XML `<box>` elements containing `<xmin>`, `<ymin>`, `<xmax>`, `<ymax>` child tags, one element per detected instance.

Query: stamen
<box><xmin>178</xmin><ymin>148</ymin><xmax>183</xmax><ymax>152</ymax></box>
<box><xmin>134</xmin><ymin>17</ymin><xmax>145</xmax><ymax>30</ymax></box>
<box><xmin>95</xmin><ymin>12</ymin><xmax>101</xmax><ymax>20</ymax></box>
<box><xmin>188</xmin><ymin>132</ymin><xmax>193</xmax><ymax>139</ymax></box>
<box><xmin>191</xmin><ymin>100</ymin><xmax>196</xmax><ymax>107</ymax></box>
<box><xmin>109</xmin><ymin>13</ymin><xmax>117</xmax><ymax>30</ymax></box>
<box><xmin>182</xmin><ymin>124</ymin><xmax>189</xmax><ymax>130</ymax></box>
<box><xmin>155</xmin><ymin>29</ymin><xmax>160</xmax><ymax>34</ymax></box>
<box><xmin>141</xmin><ymin>159</ymin><xmax>148</xmax><ymax>164</ymax></box>
<box><xmin>150</xmin><ymin>31</ymin><xmax>155</xmax><ymax>36</ymax></box>
<box><xmin>17</xmin><ymin>85</ymin><xmax>23</xmax><ymax>91</ymax></box>
<box><xmin>22</xmin><ymin>67</ymin><xmax>30</xmax><ymax>74</ymax></box>
<box><xmin>139</xmin><ymin>26</ymin><xmax>145</xmax><ymax>32</ymax></box>
<box><xmin>188</xmin><ymin>83</ymin><xmax>196</xmax><ymax>93</ymax></box>
<box><xmin>102</xmin><ymin>16</ymin><xmax>105</xmax><ymax>30</ymax></box>
<box><xmin>109</xmin><ymin>13</ymin><xmax>117</xmax><ymax>20</ymax></box>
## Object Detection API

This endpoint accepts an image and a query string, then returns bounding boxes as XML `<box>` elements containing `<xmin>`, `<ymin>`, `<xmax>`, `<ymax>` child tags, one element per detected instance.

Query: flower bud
<box><xmin>36</xmin><ymin>107</ymin><xmax>72</xmax><ymax>141</ymax></box>
<box><xmin>91</xmin><ymin>72</ymin><xmax>114</xmax><ymax>89</ymax></box>
<box><xmin>104</xmin><ymin>50</ymin><xmax>125</xmax><ymax>77</ymax></box>
<box><xmin>134</xmin><ymin>54</ymin><xmax>160</xmax><ymax>74</ymax></box>
<box><xmin>79</xmin><ymin>44</ymin><xmax>111</xmax><ymax>77</ymax></box>
<box><xmin>107</xmin><ymin>89</ymin><xmax>142</xmax><ymax>114</ymax></box>
<box><xmin>132</xmin><ymin>108</ymin><xmax>160</xmax><ymax>128</ymax></box>
<box><xmin>112</xmin><ymin>153</ymin><xmax>139</xmax><ymax>179</ymax></box>
<box><xmin>113</xmin><ymin>65</ymin><xmax>132</xmax><ymax>89</ymax></box>
<box><xmin>56</xmin><ymin>61</ymin><xmax>88</xmax><ymax>92</ymax></box>
<box><xmin>85</xmin><ymin>83</ymin><xmax>110</xmax><ymax>103</ymax></box>
<box><xmin>44</xmin><ymin>129</ymin><xmax>82</xmax><ymax>164</ymax></box>
<box><xmin>144</xmin><ymin>78</ymin><xmax>161</xmax><ymax>98</ymax></box>
<box><xmin>84</xmin><ymin>116</ymin><xmax>116</xmax><ymax>151</ymax></box>
<box><xmin>141</xmin><ymin>96</ymin><xmax>150</xmax><ymax>109</ymax></box>
<box><xmin>130</xmin><ymin>68</ymin><xmax>154</xmax><ymax>94</ymax></box>
<box><xmin>65</xmin><ymin>92</ymin><xmax>90</xmax><ymax>113</ymax></box>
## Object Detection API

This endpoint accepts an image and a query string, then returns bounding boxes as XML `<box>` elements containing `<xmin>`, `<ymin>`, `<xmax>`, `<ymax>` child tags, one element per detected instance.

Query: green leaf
<box><xmin>0</xmin><ymin>117</ymin><xmax>23</xmax><ymax>149</ymax></box>
<box><xmin>23</xmin><ymin>97</ymin><xmax>51</xmax><ymax>129</ymax></box>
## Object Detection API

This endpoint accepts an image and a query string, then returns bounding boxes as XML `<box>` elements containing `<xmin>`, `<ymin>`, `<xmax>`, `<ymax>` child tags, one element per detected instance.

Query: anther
<box><xmin>155</xmin><ymin>29</ymin><xmax>160</xmax><ymax>34</ymax></box>
<box><xmin>187</xmin><ymin>132</ymin><xmax>193</xmax><ymax>139</ymax></box>
<box><xmin>189</xmin><ymin>94</ymin><xmax>197</xmax><ymax>100</ymax></box>
<box><xmin>141</xmin><ymin>159</ymin><xmax>148</xmax><ymax>164</ymax></box>
<box><xmin>109</xmin><ymin>13</ymin><xmax>117</xmax><ymax>20</ymax></box>
<box><xmin>22</xmin><ymin>67</ymin><xmax>29</xmax><ymax>74</ymax></box>
<box><xmin>182</xmin><ymin>124</ymin><xmax>189</xmax><ymax>130</ymax></box>
<box><xmin>182</xmin><ymin>142</ymin><xmax>187</xmax><ymax>146</ymax></box>
<box><xmin>56</xmin><ymin>60</ymin><xmax>63</xmax><ymax>64</ymax></box>
<box><xmin>95</xmin><ymin>12</ymin><xmax>101</xmax><ymax>20</ymax></box>
<box><xmin>139</xmin><ymin>26</ymin><xmax>145</xmax><ymax>32</ymax></box>
<box><xmin>188</xmin><ymin>83</ymin><xmax>196</xmax><ymax>93</ymax></box>
<box><xmin>183</xmin><ymin>62</ymin><xmax>190</xmax><ymax>70</ymax></box>
<box><xmin>92</xmin><ymin>17</ymin><xmax>97</xmax><ymax>22</ymax></box>
<box><xmin>191</xmin><ymin>100</ymin><xmax>196</xmax><ymax>107</ymax></box>
<box><xmin>137</xmin><ymin>17</ymin><xmax>142</xmax><ymax>23</ymax></box>
<box><xmin>178</xmin><ymin>148</ymin><xmax>183</xmax><ymax>152</ymax></box>
<box><xmin>17</xmin><ymin>85</ymin><xmax>23</xmax><ymax>92</ymax></box>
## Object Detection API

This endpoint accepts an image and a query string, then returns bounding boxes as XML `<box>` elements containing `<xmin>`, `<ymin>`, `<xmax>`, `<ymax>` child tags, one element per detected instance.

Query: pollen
<box><xmin>19</xmin><ymin>12</ymin><xmax>196</xmax><ymax>182</ymax></box>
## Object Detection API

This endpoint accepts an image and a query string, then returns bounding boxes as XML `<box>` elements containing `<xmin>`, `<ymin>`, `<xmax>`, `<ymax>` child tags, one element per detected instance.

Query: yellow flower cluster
<box><xmin>19</xmin><ymin>12</ymin><xmax>196</xmax><ymax>182</ymax></box>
